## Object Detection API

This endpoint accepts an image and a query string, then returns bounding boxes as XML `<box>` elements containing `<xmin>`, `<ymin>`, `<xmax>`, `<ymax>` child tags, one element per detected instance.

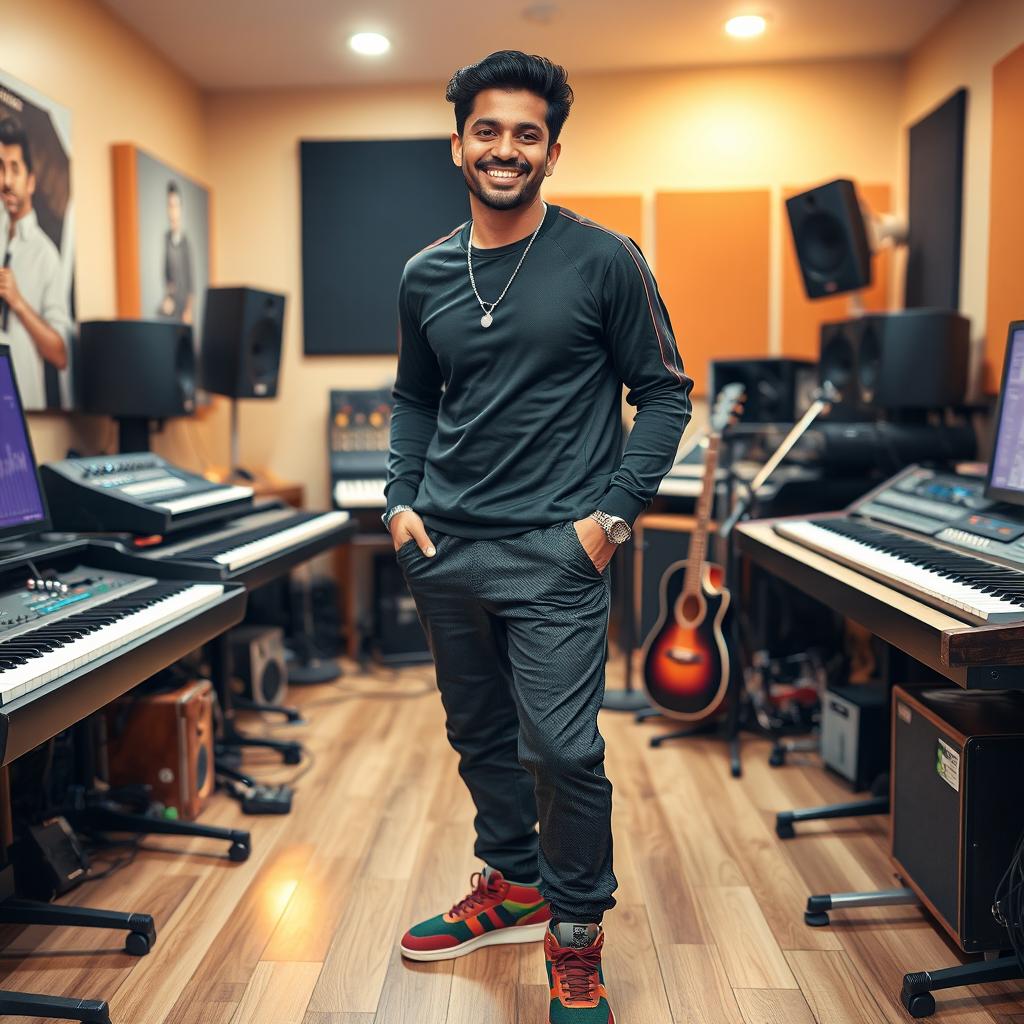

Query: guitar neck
<box><xmin>682</xmin><ymin>434</ymin><xmax>720</xmax><ymax>597</ymax></box>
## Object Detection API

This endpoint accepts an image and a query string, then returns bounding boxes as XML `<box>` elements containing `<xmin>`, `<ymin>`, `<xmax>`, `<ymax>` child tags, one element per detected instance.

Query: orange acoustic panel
<box><xmin>545</xmin><ymin>194</ymin><xmax>644</xmax><ymax>246</ymax></box>
<box><xmin>985</xmin><ymin>43</ymin><xmax>1024</xmax><ymax>394</ymax></box>
<box><xmin>654</xmin><ymin>190</ymin><xmax>771</xmax><ymax>396</ymax></box>
<box><xmin>112</xmin><ymin>144</ymin><xmax>142</xmax><ymax>317</ymax></box>
<box><xmin>780</xmin><ymin>183</ymin><xmax>892</xmax><ymax>360</ymax></box>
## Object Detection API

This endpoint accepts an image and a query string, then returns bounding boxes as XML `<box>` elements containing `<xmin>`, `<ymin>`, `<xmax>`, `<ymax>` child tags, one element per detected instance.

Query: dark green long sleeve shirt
<box><xmin>385</xmin><ymin>204</ymin><xmax>693</xmax><ymax>539</ymax></box>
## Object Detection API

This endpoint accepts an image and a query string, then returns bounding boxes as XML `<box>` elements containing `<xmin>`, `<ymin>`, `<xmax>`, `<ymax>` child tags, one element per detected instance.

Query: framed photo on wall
<box><xmin>0</xmin><ymin>67</ymin><xmax>75</xmax><ymax>412</ymax></box>
<box><xmin>112</xmin><ymin>143</ymin><xmax>212</xmax><ymax>368</ymax></box>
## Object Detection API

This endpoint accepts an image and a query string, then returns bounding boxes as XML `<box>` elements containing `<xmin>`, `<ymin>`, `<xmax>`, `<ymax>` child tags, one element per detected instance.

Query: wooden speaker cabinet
<box><xmin>892</xmin><ymin>685</ymin><xmax>1024</xmax><ymax>951</ymax></box>
<box><xmin>105</xmin><ymin>679</ymin><xmax>215</xmax><ymax>821</ymax></box>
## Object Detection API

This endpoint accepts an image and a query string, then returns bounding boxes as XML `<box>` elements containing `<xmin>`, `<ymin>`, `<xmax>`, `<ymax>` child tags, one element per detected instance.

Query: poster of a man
<box><xmin>0</xmin><ymin>70</ymin><xmax>74</xmax><ymax>411</ymax></box>
<box><xmin>159</xmin><ymin>180</ymin><xmax>194</xmax><ymax>323</ymax></box>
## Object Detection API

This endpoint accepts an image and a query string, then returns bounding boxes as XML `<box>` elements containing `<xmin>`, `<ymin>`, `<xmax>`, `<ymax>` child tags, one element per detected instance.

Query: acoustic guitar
<box><xmin>640</xmin><ymin>383</ymin><xmax>745</xmax><ymax>722</ymax></box>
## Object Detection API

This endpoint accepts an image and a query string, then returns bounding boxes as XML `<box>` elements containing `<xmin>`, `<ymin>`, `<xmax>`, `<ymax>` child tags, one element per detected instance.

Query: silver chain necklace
<box><xmin>466</xmin><ymin>201</ymin><xmax>547</xmax><ymax>328</ymax></box>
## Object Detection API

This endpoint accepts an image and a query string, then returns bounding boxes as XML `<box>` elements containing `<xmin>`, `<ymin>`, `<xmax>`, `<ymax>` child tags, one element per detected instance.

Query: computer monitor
<box><xmin>986</xmin><ymin>321</ymin><xmax>1024</xmax><ymax>507</ymax></box>
<box><xmin>0</xmin><ymin>344</ymin><xmax>50</xmax><ymax>542</ymax></box>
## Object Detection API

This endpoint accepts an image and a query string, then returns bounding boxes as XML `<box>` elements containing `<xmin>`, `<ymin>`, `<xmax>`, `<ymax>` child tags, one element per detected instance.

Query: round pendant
<box><xmin>480</xmin><ymin>313</ymin><xmax>493</xmax><ymax>328</ymax></box>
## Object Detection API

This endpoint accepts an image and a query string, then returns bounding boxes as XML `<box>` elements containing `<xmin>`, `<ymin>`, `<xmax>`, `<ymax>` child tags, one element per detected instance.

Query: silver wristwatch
<box><xmin>381</xmin><ymin>504</ymin><xmax>413</xmax><ymax>532</ymax></box>
<box><xmin>589</xmin><ymin>510</ymin><xmax>631</xmax><ymax>544</ymax></box>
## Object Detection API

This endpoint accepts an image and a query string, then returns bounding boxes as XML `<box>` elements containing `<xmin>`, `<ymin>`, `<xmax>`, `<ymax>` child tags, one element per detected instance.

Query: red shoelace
<box><xmin>448</xmin><ymin>871</ymin><xmax>501</xmax><ymax>918</ymax></box>
<box><xmin>552</xmin><ymin>944</ymin><xmax>603</xmax><ymax>1003</ymax></box>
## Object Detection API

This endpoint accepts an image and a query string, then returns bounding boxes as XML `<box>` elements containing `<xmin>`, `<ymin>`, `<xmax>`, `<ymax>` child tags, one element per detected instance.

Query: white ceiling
<box><xmin>100</xmin><ymin>0</ymin><xmax>961</xmax><ymax>91</ymax></box>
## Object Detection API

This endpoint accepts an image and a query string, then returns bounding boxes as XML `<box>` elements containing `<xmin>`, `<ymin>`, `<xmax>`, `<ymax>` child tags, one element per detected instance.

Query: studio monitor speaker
<box><xmin>819</xmin><ymin>310</ymin><xmax>969</xmax><ymax>410</ymax></box>
<box><xmin>786</xmin><ymin>179</ymin><xmax>872</xmax><ymax>298</ymax></box>
<box><xmin>202</xmin><ymin>286</ymin><xmax>286</xmax><ymax>398</ymax></box>
<box><xmin>105</xmin><ymin>679</ymin><xmax>215</xmax><ymax>821</ymax></box>
<box><xmin>230</xmin><ymin>624</ymin><xmax>288</xmax><ymax>706</ymax></box>
<box><xmin>709</xmin><ymin>358</ymin><xmax>817</xmax><ymax>424</ymax></box>
<box><xmin>77</xmin><ymin>320</ymin><xmax>195</xmax><ymax>417</ymax></box>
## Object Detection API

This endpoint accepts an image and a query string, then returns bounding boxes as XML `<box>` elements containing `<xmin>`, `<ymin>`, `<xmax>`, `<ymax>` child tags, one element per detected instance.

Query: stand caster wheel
<box><xmin>804</xmin><ymin>911</ymin><xmax>830</xmax><ymax>927</ymax></box>
<box><xmin>769</xmin><ymin>747</ymin><xmax>785</xmax><ymax>767</ymax></box>
<box><xmin>229</xmin><ymin>839</ymin><xmax>251</xmax><ymax>862</ymax></box>
<box><xmin>125</xmin><ymin>930</ymin><xmax>151</xmax><ymax>956</ymax></box>
<box><xmin>283</xmin><ymin>746</ymin><xmax>302</xmax><ymax>765</ymax></box>
<box><xmin>730</xmin><ymin>761</ymin><xmax>742</xmax><ymax>779</ymax></box>
<box><xmin>775</xmin><ymin>814</ymin><xmax>795</xmax><ymax>839</ymax></box>
<box><xmin>650</xmin><ymin>736</ymin><xmax>665</xmax><ymax>749</ymax></box>
<box><xmin>901</xmin><ymin>992</ymin><xmax>935</xmax><ymax>1018</ymax></box>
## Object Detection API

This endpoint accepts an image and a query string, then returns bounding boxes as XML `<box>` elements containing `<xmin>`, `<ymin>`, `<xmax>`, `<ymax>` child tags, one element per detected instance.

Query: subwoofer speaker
<box><xmin>77</xmin><ymin>320</ymin><xmax>195</xmax><ymax>417</ymax></box>
<box><xmin>786</xmin><ymin>179</ymin><xmax>872</xmax><ymax>298</ymax></box>
<box><xmin>819</xmin><ymin>310</ymin><xmax>969</xmax><ymax>410</ymax></box>
<box><xmin>105</xmin><ymin>679</ymin><xmax>215</xmax><ymax>821</ymax></box>
<box><xmin>201</xmin><ymin>287</ymin><xmax>285</xmax><ymax>398</ymax></box>
<box><xmin>230</xmin><ymin>625</ymin><xmax>288</xmax><ymax>705</ymax></box>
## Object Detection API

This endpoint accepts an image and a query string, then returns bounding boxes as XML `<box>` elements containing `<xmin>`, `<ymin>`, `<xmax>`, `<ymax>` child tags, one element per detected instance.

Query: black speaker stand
<box><xmin>116</xmin><ymin>417</ymin><xmax>153</xmax><ymax>453</ymax></box>
<box><xmin>602</xmin><ymin>532</ymin><xmax>652</xmax><ymax>713</ymax></box>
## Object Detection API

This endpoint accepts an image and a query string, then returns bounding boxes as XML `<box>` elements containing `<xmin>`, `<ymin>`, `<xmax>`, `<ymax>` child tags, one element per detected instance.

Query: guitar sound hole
<box><xmin>680</xmin><ymin>593</ymin><xmax>702</xmax><ymax>623</ymax></box>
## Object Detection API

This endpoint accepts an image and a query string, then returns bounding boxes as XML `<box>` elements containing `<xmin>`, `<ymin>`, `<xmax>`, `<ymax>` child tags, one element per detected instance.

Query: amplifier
<box><xmin>821</xmin><ymin>683</ymin><xmax>888</xmax><ymax>790</ymax></box>
<box><xmin>105</xmin><ymin>679</ymin><xmax>215</xmax><ymax>821</ymax></box>
<box><xmin>231</xmin><ymin>625</ymin><xmax>288</xmax><ymax>705</ymax></box>
<box><xmin>892</xmin><ymin>686</ymin><xmax>1024</xmax><ymax>951</ymax></box>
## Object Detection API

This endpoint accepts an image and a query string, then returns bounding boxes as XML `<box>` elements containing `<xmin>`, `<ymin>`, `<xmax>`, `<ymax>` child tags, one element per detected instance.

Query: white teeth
<box><xmin>486</xmin><ymin>169</ymin><xmax>519</xmax><ymax>178</ymax></box>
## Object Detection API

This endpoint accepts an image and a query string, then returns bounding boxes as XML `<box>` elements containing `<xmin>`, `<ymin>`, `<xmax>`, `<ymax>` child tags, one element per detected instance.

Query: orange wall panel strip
<box><xmin>985</xmin><ymin>43</ymin><xmax>1024</xmax><ymax>394</ymax></box>
<box><xmin>780</xmin><ymin>183</ymin><xmax>892</xmax><ymax>361</ymax></box>
<box><xmin>112</xmin><ymin>143</ymin><xmax>141</xmax><ymax>317</ymax></box>
<box><xmin>545</xmin><ymin>194</ymin><xmax>644</xmax><ymax>247</ymax></box>
<box><xmin>654</xmin><ymin>190</ymin><xmax>770</xmax><ymax>396</ymax></box>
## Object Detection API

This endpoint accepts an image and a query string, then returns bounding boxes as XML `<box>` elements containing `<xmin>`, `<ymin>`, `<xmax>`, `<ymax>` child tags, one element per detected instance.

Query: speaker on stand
<box><xmin>200</xmin><ymin>286</ymin><xmax>286</xmax><ymax>480</ymax></box>
<box><xmin>77</xmin><ymin>320</ymin><xmax>196</xmax><ymax>452</ymax></box>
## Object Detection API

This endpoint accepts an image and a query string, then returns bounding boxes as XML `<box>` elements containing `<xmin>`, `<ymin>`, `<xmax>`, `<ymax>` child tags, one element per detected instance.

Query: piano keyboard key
<box><xmin>776</xmin><ymin>518</ymin><xmax>1024</xmax><ymax>624</ymax></box>
<box><xmin>211</xmin><ymin>511</ymin><xmax>350</xmax><ymax>569</ymax></box>
<box><xmin>154</xmin><ymin>485</ymin><xmax>254</xmax><ymax>516</ymax></box>
<box><xmin>333</xmin><ymin>478</ymin><xmax>386</xmax><ymax>509</ymax></box>
<box><xmin>0</xmin><ymin>583</ymin><xmax>224</xmax><ymax>705</ymax></box>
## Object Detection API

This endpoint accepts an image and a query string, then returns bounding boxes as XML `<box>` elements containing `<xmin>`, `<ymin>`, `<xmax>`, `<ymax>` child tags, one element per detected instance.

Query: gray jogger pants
<box><xmin>395</xmin><ymin>519</ymin><xmax>617</xmax><ymax>923</ymax></box>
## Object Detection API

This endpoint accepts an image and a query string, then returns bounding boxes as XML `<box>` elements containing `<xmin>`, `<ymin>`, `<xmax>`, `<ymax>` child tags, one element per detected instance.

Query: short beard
<box><xmin>465</xmin><ymin>165</ymin><xmax>544</xmax><ymax>211</ymax></box>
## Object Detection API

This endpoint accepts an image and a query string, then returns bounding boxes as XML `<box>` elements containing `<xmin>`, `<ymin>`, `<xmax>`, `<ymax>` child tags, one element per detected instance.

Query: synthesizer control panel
<box><xmin>854</xmin><ymin>465</ymin><xmax>1024</xmax><ymax>570</ymax></box>
<box><xmin>0</xmin><ymin>567</ymin><xmax>154</xmax><ymax>637</ymax></box>
<box><xmin>41</xmin><ymin>453</ymin><xmax>254</xmax><ymax>535</ymax></box>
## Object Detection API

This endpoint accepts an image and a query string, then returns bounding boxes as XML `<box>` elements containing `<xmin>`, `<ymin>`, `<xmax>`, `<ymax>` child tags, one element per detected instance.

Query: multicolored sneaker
<box><xmin>399</xmin><ymin>866</ymin><xmax>551</xmax><ymax>962</ymax></box>
<box><xmin>545</xmin><ymin>923</ymin><xmax>615</xmax><ymax>1023</ymax></box>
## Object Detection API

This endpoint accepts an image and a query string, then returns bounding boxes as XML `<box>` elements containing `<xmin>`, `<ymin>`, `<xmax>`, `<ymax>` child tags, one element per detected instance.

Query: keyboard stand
<box><xmin>209</xmin><ymin>633</ymin><xmax>303</xmax><ymax>772</ymax></box>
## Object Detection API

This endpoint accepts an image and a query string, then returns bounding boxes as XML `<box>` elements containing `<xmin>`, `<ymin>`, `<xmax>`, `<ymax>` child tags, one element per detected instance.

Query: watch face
<box><xmin>609</xmin><ymin>520</ymin><xmax>631</xmax><ymax>544</ymax></box>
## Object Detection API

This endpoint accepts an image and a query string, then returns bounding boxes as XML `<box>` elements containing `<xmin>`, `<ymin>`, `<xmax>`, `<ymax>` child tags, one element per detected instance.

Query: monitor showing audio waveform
<box><xmin>987</xmin><ymin>324</ymin><xmax>1024</xmax><ymax>507</ymax></box>
<box><xmin>0</xmin><ymin>347</ymin><xmax>48</xmax><ymax>540</ymax></box>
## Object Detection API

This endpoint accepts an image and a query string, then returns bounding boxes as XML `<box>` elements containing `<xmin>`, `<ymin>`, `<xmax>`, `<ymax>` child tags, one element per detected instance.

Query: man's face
<box><xmin>0</xmin><ymin>143</ymin><xmax>34</xmax><ymax>220</ymax></box>
<box><xmin>452</xmin><ymin>88</ymin><xmax>560</xmax><ymax>212</ymax></box>
<box><xmin>167</xmin><ymin>191</ymin><xmax>182</xmax><ymax>232</ymax></box>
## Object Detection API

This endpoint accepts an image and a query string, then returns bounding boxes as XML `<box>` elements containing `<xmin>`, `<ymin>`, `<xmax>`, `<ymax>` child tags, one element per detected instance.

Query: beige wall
<box><xmin>206</xmin><ymin>59</ymin><xmax>903</xmax><ymax>506</ymax></box>
<box><xmin>8</xmin><ymin>0</ymin><xmax>208</xmax><ymax>467</ymax></box>
<box><xmin>899</xmin><ymin>0</ymin><xmax>1024</xmax><ymax>391</ymax></box>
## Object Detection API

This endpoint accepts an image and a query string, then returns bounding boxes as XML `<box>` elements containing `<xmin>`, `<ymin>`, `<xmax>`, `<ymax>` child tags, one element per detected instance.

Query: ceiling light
<box><xmin>349</xmin><ymin>32</ymin><xmax>391</xmax><ymax>56</ymax></box>
<box><xmin>725</xmin><ymin>14</ymin><xmax>767</xmax><ymax>38</ymax></box>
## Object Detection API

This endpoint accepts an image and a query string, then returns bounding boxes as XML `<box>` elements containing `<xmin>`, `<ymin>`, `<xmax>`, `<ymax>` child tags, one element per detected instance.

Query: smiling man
<box><xmin>384</xmin><ymin>51</ymin><xmax>692</xmax><ymax>1024</ymax></box>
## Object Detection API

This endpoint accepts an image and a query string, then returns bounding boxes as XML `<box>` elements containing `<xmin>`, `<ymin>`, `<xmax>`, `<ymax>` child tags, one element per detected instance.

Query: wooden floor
<box><xmin>2</xmin><ymin>657</ymin><xmax>1023</xmax><ymax>1024</ymax></box>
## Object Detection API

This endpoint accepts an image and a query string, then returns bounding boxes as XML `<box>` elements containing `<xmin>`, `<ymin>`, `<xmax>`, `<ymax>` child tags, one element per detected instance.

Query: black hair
<box><xmin>0</xmin><ymin>118</ymin><xmax>32</xmax><ymax>174</ymax></box>
<box><xmin>445</xmin><ymin>50</ymin><xmax>573</xmax><ymax>146</ymax></box>
<box><xmin>167</xmin><ymin>180</ymin><xmax>181</xmax><ymax>199</ymax></box>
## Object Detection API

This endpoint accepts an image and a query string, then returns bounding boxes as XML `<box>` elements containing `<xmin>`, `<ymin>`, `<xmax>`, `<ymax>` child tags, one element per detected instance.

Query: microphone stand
<box><xmin>719</xmin><ymin>383</ymin><xmax>838</xmax><ymax>541</ymax></box>
<box><xmin>713</xmin><ymin>382</ymin><xmax>836</xmax><ymax>776</ymax></box>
